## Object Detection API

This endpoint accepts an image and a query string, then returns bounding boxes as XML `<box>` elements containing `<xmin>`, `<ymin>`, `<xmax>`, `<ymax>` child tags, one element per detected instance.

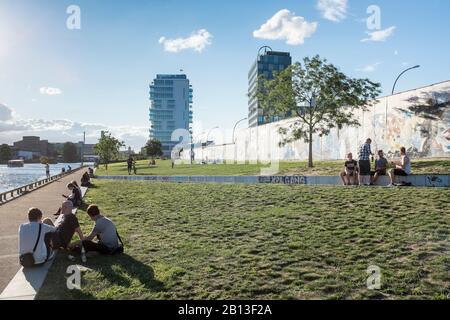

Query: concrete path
<box><xmin>0</xmin><ymin>169</ymin><xmax>86</xmax><ymax>292</ymax></box>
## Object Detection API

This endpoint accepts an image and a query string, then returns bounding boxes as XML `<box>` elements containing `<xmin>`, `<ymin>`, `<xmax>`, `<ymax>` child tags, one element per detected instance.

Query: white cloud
<box><xmin>356</xmin><ymin>62</ymin><xmax>382</xmax><ymax>73</ymax></box>
<box><xmin>0</xmin><ymin>104</ymin><xmax>13</xmax><ymax>121</ymax></box>
<box><xmin>394</xmin><ymin>50</ymin><xmax>399</xmax><ymax>55</ymax></box>
<box><xmin>317</xmin><ymin>0</ymin><xmax>348</xmax><ymax>22</ymax></box>
<box><xmin>39</xmin><ymin>87</ymin><xmax>63</xmax><ymax>96</ymax></box>
<box><xmin>159</xmin><ymin>29</ymin><xmax>213</xmax><ymax>53</ymax></box>
<box><xmin>253</xmin><ymin>9</ymin><xmax>318</xmax><ymax>45</ymax></box>
<box><xmin>361</xmin><ymin>26</ymin><xmax>396</xmax><ymax>42</ymax></box>
<box><xmin>0</xmin><ymin>104</ymin><xmax>148</xmax><ymax>150</ymax></box>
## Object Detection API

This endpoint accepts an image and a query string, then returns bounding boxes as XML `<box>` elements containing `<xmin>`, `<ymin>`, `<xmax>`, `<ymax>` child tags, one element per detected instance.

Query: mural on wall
<box><xmin>183</xmin><ymin>81</ymin><xmax>450</xmax><ymax>162</ymax></box>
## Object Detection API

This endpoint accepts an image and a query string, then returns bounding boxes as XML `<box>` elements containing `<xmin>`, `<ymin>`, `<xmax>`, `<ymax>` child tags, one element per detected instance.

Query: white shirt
<box><xmin>402</xmin><ymin>155</ymin><xmax>411</xmax><ymax>175</ymax></box>
<box><xmin>19</xmin><ymin>222</ymin><xmax>56</xmax><ymax>265</ymax></box>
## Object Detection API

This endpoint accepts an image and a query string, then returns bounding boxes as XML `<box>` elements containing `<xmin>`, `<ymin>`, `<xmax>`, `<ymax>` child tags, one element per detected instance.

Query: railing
<box><xmin>0</xmin><ymin>166</ymin><xmax>86</xmax><ymax>204</ymax></box>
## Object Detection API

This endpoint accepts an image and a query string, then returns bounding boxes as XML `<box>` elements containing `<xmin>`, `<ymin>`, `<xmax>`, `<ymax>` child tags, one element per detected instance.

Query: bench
<box><xmin>0</xmin><ymin>187</ymin><xmax>88</xmax><ymax>300</ymax></box>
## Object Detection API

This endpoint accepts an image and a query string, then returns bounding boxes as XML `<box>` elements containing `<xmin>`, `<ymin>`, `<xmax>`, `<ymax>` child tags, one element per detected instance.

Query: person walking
<box><xmin>127</xmin><ymin>156</ymin><xmax>133</xmax><ymax>175</ymax></box>
<box><xmin>358</xmin><ymin>138</ymin><xmax>374</xmax><ymax>186</ymax></box>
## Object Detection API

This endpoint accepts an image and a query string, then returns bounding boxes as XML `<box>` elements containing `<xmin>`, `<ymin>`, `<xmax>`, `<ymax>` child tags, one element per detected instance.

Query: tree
<box><xmin>40</xmin><ymin>156</ymin><xmax>49</xmax><ymax>164</ymax></box>
<box><xmin>257</xmin><ymin>55</ymin><xmax>381</xmax><ymax>167</ymax></box>
<box><xmin>0</xmin><ymin>144</ymin><xmax>12</xmax><ymax>163</ymax></box>
<box><xmin>145</xmin><ymin>139</ymin><xmax>163</xmax><ymax>162</ymax></box>
<box><xmin>63</xmin><ymin>142</ymin><xmax>79</xmax><ymax>163</ymax></box>
<box><xmin>94</xmin><ymin>131</ymin><xmax>124</xmax><ymax>170</ymax></box>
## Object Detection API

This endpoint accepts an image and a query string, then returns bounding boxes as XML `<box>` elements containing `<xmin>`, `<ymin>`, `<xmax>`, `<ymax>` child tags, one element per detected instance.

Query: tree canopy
<box><xmin>94</xmin><ymin>131</ymin><xmax>124</xmax><ymax>170</ymax></box>
<box><xmin>257</xmin><ymin>55</ymin><xmax>381</xmax><ymax>167</ymax></box>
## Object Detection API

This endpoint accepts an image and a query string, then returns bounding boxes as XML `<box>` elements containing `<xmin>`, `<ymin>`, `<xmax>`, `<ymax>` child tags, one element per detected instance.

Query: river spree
<box><xmin>0</xmin><ymin>163</ymin><xmax>84</xmax><ymax>194</ymax></box>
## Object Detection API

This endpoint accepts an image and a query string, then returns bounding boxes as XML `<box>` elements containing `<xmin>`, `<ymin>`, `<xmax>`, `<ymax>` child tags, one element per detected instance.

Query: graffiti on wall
<box><xmin>258</xmin><ymin>175</ymin><xmax>307</xmax><ymax>185</ymax></box>
<box><xmin>183</xmin><ymin>81</ymin><xmax>450</xmax><ymax>162</ymax></box>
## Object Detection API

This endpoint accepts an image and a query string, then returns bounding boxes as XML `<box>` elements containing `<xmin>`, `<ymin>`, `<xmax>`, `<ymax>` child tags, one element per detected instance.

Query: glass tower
<box><xmin>149</xmin><ymin>74</ymin><xmax>193</xmax><ymax>157</ymax></box>
<box><xmin>248</xmin><ymin>49</ymin><xmax>292</xmax><ymax>127</ymax></box>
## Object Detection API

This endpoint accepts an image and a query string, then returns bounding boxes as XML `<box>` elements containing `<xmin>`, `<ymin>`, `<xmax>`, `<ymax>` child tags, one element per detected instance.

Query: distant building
<box><xmin>248</xmin><ymin>47</ymin><xmax>292</xmax><ymax>127</ymax></box>
<box><xmin>12</xmin><ymin>136</ymin><xmax>55</xmax><ymax>160</ymax></box>
<box><xmin>149</xmin><ymin>74</ymin><xmax>193</xmax><ymax>157</ymax></box>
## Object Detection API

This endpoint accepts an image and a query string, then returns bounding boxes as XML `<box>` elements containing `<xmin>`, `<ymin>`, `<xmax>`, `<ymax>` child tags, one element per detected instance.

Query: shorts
<box><xmin>358</xmin><ymin>160</ymin><xmax>371</xmax><ymax>176</ymax></box>
<box><xmin>371</xmin><ymin>169</ymin><xmax>386</xmax><ymax>176</ymax></box>
<box><xmin>343</xmin><ymin>170</ymin><xmax>357</xmax><ymax>177</ymax></box>
<box><xmin>393</xmin><ymin>169</ymin><xmax>408</xmax><ymax>176</ymax></box>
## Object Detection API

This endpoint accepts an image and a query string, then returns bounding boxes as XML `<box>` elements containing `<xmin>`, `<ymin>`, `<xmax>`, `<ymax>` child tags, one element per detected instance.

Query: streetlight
<box><xmin>392</xmin><ymin>65</ymin><xmax>420</xmax><ymax>95</ymax></box>
<box><xmin>206</xmin><ymin>126</ymin><xmax>219</xmax><ymax>144</ymax></box>
<box><xmin>232</xmin><ymin>117</ymin><xmax>247</xmax><ymax>144</ymax></box>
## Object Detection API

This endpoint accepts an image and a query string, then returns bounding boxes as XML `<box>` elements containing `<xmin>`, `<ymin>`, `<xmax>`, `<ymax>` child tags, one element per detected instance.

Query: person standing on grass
<box><xmin>388</xmin><ymin>147</ymin><xmax>411</xmax><ymax>186</ymax></box>
<box><xmin>340</xmin><ymin>153</ymin><xmax>359</xmax><ymax>185</ymax></box>
<box><xmin>71</xmin><ymin>204</ymin><xmax>122</xmax><ymax>255</ymax></box>
<box><xmin>370</xmin><ymin>150</ymin><xmax>388</xmax><ymax>185</ymax></box>
<box><xmin>358</xmin><ymin>138</ymin><xmax>374</xmax><ymax>186</ymax></box>
<box><xmin>127</xmin><ymin>156</ymin><xmax>133</xmax><ymax>175</ymax></box>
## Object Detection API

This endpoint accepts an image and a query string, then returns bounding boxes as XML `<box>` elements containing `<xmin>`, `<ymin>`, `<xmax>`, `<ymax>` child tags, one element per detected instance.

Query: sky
<box><xmin>1</xmin><ymin>0</ymin><xmax>449</xmax><ymax>150</ymax></box>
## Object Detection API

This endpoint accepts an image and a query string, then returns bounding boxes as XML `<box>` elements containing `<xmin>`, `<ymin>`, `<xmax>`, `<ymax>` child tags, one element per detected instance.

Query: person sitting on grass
<box><xmin>81</xmin><ymin>171</ymin><xmax>91</xmax><ymax>187</ymax></box>
<box><xmin>388</xmin><ymin>147</ymin><xmax>411</xmax><ymax>186</ymax></box>
<box><xmin>63</xmin><ymin>182</ymin><xmax>82</xmax><ymax>207</ymax></box>
<box><xmin>370</xmin><ymin>150</ymin><xmax>388</xmax><ymax>185</ymax></box>
<box><xmin>46</xmin><ymin>201</ymin><xmax>84</xmax><ymax>250</ymax></box>
<box><xmin>72</xmin><ymin>205</ymin><xmax>123</xmax><ymax>255</ymax></box>
<box><xmin>340</xmin><ymin>153</ymin><xmax>359</xmax><ymax>186</ymax></box>
<box><xmin>19</xmin><ymin>208</ymin><xmax>56</xmax><ymax>267</ymax></box>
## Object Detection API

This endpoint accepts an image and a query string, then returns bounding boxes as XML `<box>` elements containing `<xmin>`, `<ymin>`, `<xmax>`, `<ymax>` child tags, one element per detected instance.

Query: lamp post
<box><xmin>392</xmin><ymin>65</ymin><xmax>420</xmax><ymax>95</ymax></box>
<box><xmin>232</xmin><ymin>117</ymin><xmax>248</xmax><ymax>144</ymax></box>
<box><xmin>206</xmin><ymin>126</ymin><xmax>219</xmax><ymax>144</ymax></box>
<box><xmin>385</xmin><ymin>65</ymin><xmax>421</xmax><ymax>141</ymax></box>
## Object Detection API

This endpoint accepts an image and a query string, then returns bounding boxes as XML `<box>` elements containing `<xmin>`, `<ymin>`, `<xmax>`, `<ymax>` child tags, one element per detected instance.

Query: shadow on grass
<box><xmin>37</xmin><ymin>253</ymin><xmax>165</xmax><ymax>300</ymax></box>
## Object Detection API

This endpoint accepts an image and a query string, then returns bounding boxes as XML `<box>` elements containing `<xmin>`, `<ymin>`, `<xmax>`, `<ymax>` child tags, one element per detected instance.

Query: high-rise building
<box><xmin>248</xmin><ymin>47</ymin><xmax>292</xmax><ymax>127</ymax></box>
<box><xmin>149</xmin><ymin>74</ymin><xmax>193</xmax><ymax>157</ymax></box>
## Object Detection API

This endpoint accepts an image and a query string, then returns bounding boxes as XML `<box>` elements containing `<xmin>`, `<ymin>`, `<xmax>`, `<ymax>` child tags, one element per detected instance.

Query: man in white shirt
<box><xmin>19</xmin><ymin>208</ymin><xmax>56</xmax><ymax>266</ymax></box>
<box><xmin>388</xmin><ymin>147</ymin><xmax>412</xmax><ymax>186</ymax></box>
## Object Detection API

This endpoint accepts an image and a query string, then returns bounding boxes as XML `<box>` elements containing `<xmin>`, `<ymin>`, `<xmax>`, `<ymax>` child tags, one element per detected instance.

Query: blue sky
<box><xmin>0</xmin><ymin>0</ymin><xmax>449</xmax><ymax>149</ymax></box>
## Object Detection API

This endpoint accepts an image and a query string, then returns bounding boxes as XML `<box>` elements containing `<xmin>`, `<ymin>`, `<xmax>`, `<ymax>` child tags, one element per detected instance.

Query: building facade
<box><xmin>248</xmin><ymin>48</ymin><xmax>292</xmax><ymax>128</ymax></box>
<box><xmin>149</xmin><ymin>74</ymin><xmax>193</xmax><ymax>157</ymax></box>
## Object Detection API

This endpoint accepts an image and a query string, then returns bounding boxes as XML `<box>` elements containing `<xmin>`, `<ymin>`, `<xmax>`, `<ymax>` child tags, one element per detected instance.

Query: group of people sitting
<box><xmin>340</xmin><ymin>138</ymin><xmax>412</xmax><ymax>186</ymax></box>
<box><xmin>18</xmin><ymin>171</ymin><xmax>123</xmax><ymax>268</ymax></box>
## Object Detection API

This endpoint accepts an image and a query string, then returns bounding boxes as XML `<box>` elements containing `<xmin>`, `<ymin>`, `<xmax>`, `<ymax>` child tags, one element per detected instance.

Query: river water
<box><xmin>0</xmin><ymin>163</ymin><xmax>85</xmax><ymax>194</ymax></box>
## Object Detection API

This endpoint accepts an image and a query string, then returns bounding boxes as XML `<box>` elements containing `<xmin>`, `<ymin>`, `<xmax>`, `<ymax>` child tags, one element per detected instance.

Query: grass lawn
<box><xmin>96</xmin><ymin>159</ymin><xmax>450</xmax><ymax>177</ymax></box>
<box><xmin>38</xmin><ymin>180</ymin><xmax>449</xmax><ymax>300</ymax></box>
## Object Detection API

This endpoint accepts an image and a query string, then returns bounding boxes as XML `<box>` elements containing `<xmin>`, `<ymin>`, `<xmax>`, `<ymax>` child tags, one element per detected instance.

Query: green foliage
<box><xmin>145</xmin><ymin>139</ymin><xmax>163</xmax><ymax>159</ymax></box>
<box><xmin>40</xmin><ymin>156</ymin><xmax>49</xmax><ymax>164</ymax></box>
<box><xmin>93</xmin><ymin>131</ymin><xmax>124</xmax><ymax>170</ymax></box>
<box><xmin>63</xmin><ymin>142</ymin><xmax>78</xmax><ymax>163</ymax></box>
<box><xmin>0</xmin><ymin>144</ymin><xmax>12</xmax><ymax>162</ymax></box>
<box><xmin>257</xmin><ymin>55</ymin><xmax>381</xmax><ymax>167</ymax></box>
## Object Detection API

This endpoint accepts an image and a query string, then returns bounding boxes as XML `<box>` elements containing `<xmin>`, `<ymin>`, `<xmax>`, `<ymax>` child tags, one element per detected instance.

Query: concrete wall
<box><xmin>184</xmin><ymin>81</ymin><xmax>450</xmax><ymax>162</ymax></box>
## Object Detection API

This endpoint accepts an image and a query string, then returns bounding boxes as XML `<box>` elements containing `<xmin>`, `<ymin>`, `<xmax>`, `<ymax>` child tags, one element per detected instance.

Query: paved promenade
<box><xmin>0</xmin><ymin>169</ymin><xmax>86</xmax><ymax>292</ymax></box>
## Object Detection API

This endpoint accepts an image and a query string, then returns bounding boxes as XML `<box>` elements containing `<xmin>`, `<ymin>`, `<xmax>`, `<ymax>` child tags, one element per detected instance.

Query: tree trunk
<box><xmin>308</xmin><ymin>130</ymin><xmax>313</xmax><ymax>168</ymax></box>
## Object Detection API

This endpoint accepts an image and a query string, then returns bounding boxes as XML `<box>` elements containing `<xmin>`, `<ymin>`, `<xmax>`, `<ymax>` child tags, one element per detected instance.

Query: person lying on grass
<box><xmin>45</xmin><ymin>200</ymin><xmax>84</xmax><ymax>250</ymax></box>
<box><xmin>71</xmin><ymin>204</ymin><xmax>123</xmax><ymax>256</ymax></box>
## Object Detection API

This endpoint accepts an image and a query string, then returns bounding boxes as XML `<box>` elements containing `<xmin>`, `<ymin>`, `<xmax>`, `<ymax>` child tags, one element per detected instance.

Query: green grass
<box><xmin>96</xmin><ymin>159</ymin><xmax>450</xmax><ymax>177</ymax></box>
<box><xmin>38</xmin><ymin>180</ymin><xmax>449</xmax><ymax>300</ymax></box>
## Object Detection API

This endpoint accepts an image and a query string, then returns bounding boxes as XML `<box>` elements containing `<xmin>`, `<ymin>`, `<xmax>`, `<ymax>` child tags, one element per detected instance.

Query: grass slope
<box><xmin>96</xmin><ymin>159</ymin><xmax>450</xmax><ymax>177</ymax></box>
<box><xmin>38</xmin><ymin>180</ymin><xmax>449</xmax><ymax>300</ymax></box>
